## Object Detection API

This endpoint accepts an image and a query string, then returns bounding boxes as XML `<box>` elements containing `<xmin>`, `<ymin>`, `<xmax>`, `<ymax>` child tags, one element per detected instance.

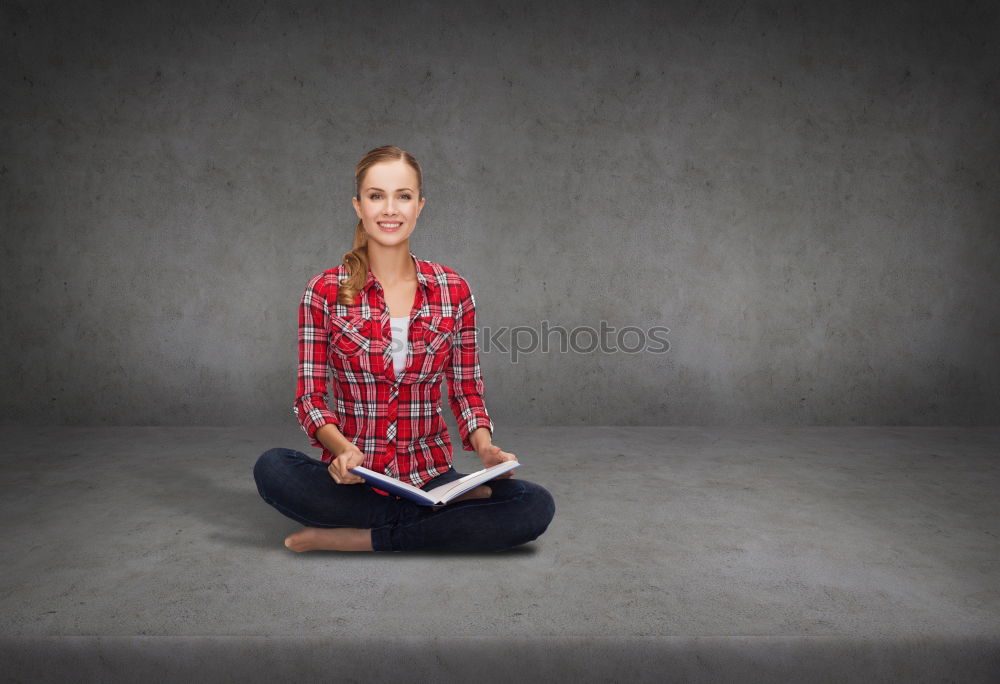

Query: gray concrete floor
<box><xmin>0</xmin><ymin>425</ymin><xmax>997</xmax><ymax>682</ymax></box>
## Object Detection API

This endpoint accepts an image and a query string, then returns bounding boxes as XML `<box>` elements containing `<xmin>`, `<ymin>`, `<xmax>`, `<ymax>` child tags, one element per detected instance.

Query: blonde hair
<box><xmin>337</xmin><ymin>145</ymin><xmax>424</xmax><ymax>306</ymax></box>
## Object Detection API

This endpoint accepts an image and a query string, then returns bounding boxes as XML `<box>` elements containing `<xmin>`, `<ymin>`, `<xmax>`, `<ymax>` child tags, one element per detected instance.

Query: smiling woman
<box><xmin>252</xmin><ymin>145</ymin><xmax>557</xmax><ymax>553</ymax></box>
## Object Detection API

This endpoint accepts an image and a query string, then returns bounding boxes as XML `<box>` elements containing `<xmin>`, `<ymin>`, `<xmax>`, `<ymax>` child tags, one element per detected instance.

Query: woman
<box><xmin>253</xmin><ymin>145</ymin><xmax>556</xmax><ymax>552</ymax></box>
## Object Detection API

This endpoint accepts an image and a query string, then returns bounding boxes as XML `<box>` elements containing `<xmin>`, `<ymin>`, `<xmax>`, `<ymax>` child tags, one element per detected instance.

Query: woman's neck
<box><xmin>367</xmin><ymin>242</ymin><xmax>417</xmax><ymax>287</ymax></box>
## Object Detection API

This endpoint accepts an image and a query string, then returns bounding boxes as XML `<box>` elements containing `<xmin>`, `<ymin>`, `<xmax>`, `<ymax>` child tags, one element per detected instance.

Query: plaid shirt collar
<box><xmin>358</xmin><ymin>251</ymin><xmax>442</xmax><ymax>295</ymax></box>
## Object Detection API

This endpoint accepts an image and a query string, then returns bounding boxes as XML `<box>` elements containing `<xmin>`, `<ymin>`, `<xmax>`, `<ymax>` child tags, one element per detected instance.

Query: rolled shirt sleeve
<box><xmin>293</xmin><ymin>273</ymin><xmax>339</xmax><ymax>447</ymax></box>
<box><xmin>446</xmin><ymin>277</ymin><xmax>495</xmax><ymax>451</ymax></box>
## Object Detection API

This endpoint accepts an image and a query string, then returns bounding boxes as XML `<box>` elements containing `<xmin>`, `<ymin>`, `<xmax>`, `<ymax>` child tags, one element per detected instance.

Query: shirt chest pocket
<box><xmin>414</xmin><ymin>315</ymin><xmax>455</xmax><ymax>371</ymax></box>
<box><xmin>329</xmin><ymin>315</ymin><xmax>372</xmax><ymax>359</ymax></box>
<box><xmin>425</xmin><ymin>315</ymin><xmax>455</xmax><ymax>353</ymax></box>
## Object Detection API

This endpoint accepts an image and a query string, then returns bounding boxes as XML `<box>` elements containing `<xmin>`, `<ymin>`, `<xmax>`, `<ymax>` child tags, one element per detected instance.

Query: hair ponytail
<box><xmin>337</xmin><ymin>219</ymin><xmax>370</xmax><ymax>306</ymax></box>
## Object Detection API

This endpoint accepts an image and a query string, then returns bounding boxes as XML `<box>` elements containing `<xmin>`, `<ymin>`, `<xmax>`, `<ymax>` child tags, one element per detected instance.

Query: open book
<box><xmin>349</xmin><ymin>461</ymin><xmax>522</xmax><ymax>506</ymax></box>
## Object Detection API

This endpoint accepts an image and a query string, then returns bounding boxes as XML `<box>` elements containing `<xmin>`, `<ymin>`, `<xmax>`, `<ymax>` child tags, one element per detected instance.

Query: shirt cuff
<box><xmin>299</xmin><ymin>408</ymin><xmax>339</xmax><ymax>448</ymax></box>
<box><xmin>459</xmin><ymin>414</ymin><xmax>494</xmax><ymax>452</ymax></box>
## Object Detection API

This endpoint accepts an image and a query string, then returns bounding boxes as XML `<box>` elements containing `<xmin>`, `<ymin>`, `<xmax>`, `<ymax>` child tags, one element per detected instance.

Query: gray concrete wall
<box><xmin>2</xmin><ymin>0</ymin><xmax>998</xmax><ymax>428</ymax></box>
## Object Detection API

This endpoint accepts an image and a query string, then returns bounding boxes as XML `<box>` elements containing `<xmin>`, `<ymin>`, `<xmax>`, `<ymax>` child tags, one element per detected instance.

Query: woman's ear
<box><xmin>352</xmin><ymin>195</ymin><xmax>362</xmax><ymax>218</ymax></box>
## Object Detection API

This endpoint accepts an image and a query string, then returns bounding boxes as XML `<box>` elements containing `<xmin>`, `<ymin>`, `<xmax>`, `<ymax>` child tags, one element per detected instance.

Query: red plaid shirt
<box><xmin>293</xmin><ymin>253</ymin><xmax>495</xmax><ymax>495</ymax></box>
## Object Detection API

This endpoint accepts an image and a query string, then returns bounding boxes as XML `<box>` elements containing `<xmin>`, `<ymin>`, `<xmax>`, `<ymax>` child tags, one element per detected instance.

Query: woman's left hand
<box><xmin>478</xmin><ymin>443</ymin><xmax>518</xmax><ymax>478</ymax></box>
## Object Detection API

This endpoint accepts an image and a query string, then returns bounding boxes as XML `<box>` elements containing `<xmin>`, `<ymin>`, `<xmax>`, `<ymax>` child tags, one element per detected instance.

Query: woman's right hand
<box><xmin>328</xmin><ymin>446</ymin><xmax>367</xmax><ymax>485</ymax></box>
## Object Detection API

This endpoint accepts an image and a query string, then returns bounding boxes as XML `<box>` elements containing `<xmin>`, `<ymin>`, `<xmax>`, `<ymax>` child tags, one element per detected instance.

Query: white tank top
<box><xmin>389</xmin><ymin>316</ymin><xmax>410</xmax><ymax>376</ymax></box>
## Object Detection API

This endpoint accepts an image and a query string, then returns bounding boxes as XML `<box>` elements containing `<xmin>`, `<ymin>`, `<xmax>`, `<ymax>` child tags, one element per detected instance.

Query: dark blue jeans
<box><xmin>253</xmin><ymin>447</ymin><xmax>556</xmax><ymax>552</ymax></box>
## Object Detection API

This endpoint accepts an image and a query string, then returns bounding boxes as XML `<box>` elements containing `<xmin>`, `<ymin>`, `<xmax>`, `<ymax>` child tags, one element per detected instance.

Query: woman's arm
<box><xmin>315</xmin><ymin>423</ymin><xmax>357</xmax><ymax>458</ymax></box>
<box><xmin>445</xmin><ymin>278</ymin><xmax>516</xmax><ymax>477</ymax></box>
<box><xmin>293</xmin><ymin>274</ymin><xmax>340</xmax><ymax>448</ymax></box>
<box><xmin>445</xmin><ymin>277</ymin><xmax>495</xmax><ymax>451</ymax></box>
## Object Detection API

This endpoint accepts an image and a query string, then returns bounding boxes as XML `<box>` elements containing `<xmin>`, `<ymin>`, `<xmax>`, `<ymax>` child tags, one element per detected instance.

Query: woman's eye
<box><xmin>400</xmin><ymin>194</ymin><xmax>411</xmax><ymax>200</ymax></box>
<box><xmin>369</xmin><ymin>193</ymin><xmax>381</xmax><ymax>200</ymax></box>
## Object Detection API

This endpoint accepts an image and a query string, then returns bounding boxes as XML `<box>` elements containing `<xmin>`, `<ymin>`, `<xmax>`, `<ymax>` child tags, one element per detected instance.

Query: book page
<box><xmin>426</xmin><ymin>462</ymin><xmax>522</xmax><ymax>503</ymax></box>
<box><xmin>425</xmin><ymin>471</ymin><xmax>485</xmax><ymax>501</ymax></box>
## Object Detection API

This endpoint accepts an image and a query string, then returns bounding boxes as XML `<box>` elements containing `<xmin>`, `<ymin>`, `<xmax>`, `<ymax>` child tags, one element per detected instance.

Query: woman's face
<box><xmin>352</xmin><ymin>160</ymin><xmax>425</xmax><ymax>249</ymax></box>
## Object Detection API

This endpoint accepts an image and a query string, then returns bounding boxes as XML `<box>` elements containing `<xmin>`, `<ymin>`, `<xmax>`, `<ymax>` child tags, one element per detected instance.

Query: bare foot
<box><xmin>284</xmin><ymin>527</ymin><xmax>373</xmax><ymax>552</ymax></box>
<box><xmin>431</xmin><ymin>484</ymin><xmax>492</xmax><ymax>509</ymax></box>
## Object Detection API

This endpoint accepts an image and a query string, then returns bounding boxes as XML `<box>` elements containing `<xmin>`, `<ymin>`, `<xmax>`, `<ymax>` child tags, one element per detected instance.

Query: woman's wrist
<box><xmin>315</xmin><ymin>423</ymin><xmax>354</xmax><ymax>457</ymax></box>
<box><xmin>469</xmin><ymin>426</ymin><xmax>492</xmax><ymax>455</ymax></box>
